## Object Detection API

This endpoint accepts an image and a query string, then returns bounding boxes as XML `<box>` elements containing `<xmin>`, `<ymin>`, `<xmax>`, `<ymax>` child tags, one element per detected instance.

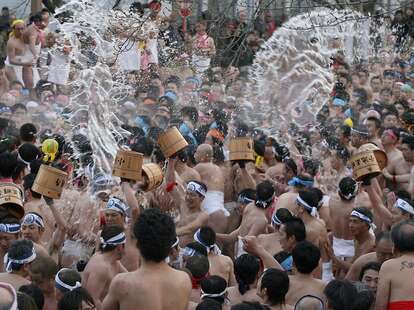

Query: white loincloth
<box><xmin>235</xmin><ymin>236</ymin><xmax>247</xmax><ymax>259</ymax></box>
<box><xmin>201</xmin><ymin>191</ymin><xmax>230</xmax><ymax>216</ymax></box>
<box><xmin>333</xmin><ymin>236</ymin><xmax>355</xmax><ymax>258</ymax></box>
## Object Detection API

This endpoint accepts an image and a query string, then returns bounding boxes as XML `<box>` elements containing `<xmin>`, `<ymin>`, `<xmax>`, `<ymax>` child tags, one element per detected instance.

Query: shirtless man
<box><xmin>291</xmin><ymin>190</ymin><xmax>327</xmax><ymax>247</ymax></box>
<box><xmin>102</xmin><ymin>209</ymin><xmax>191</xmax><ymax>310</ymax></box>
<box><xmin>274</xmin><ymin>174</ymin><xmax>314</xmax><ymax>215</ymax></box>
<box><xmin>350</xmin><ymin>124</ymin><xmax>370</xmax><ymax>151</ymax></box>
<box><xmin>22</xmin><ymin>13</ymin><xmax>45</xmax><ymax>89</ymax></box>
<box><xmin>381</xmin><ymin>128</ymin><xmax>404</xmax><ymax>189</ymax></box>
<box><xmin>166</xmin><ymin>158</ymin><xmax>209</xmax><ymax>246</ymax></box>
<box><xmin>328</xmin><ymin>207</ymin><xmax>375</xmax><ymax>275</ymax></box>
<box><xmin>286</xmin><ymin>241</ymin><xmax>326</xmax><ymax>305</ymax></box>
<box><xmin>265</xmin><ymin>164</ymin><xmax>288</xmax><ymax>196</ymax></box>
<box><xmin>383</xmin><ymin>134</ymin><xmax>414</xmax><ymax>191</ymax></box>
<box><xmin>194</xmin><ymin>226</ymin><xmax>236</xmax><ymax>286</ymax></box>
<box><xmin>376</xmin><ymin>219</ymin><xmax>414</xmax><ymax>310</ymax></box>
<box><xmin>194</xmin><ymin>144</ymin><xmax>229</xmax><ymax>233</ymax></box>
<box><xmin>329</xmin><ymin>177</ymin><xmax>358</xmax><ymax>261</ymax></box>
<box><xmin>54</xmin><ymin>268</ymin><xmax>82</xmax><ymax>302</ymax></box>
<box><xmin>346</xmin><ymin>231</ymin><xmax>394</xmax><ymax>281</ymax></box>
<box><xmin>5</xmin><ymin>20</ymin><xmax>34</xmax><ymax>86</ymax></box>
<box><xmin>0</xmin><ymin>220</ymin><xmax>20</xmax><ymax>273</ymax></box>
<box><xmin>20</xmin><ymin>212</ymin><xmax>50</xmax><ymax>258</ymax></box>
<box><xmin>257</xmin><ymin>208</ymin><xmax>292</xmax><ymax>256</ymax></box>
<box><xmin>0</xmin><ymin>239</ymin><xmax>36</xmax><ymax>290</ymax></box>
<box><xmin>217</xmin><ymin>181</ymin><xmax>273</xmax><ymax>258</ymax></box>
<box><xmin>175</xmin><ymin>150</ymin><xmax>200</xmax><ymax>184</ymax></box>
<box><xmin>103</xmin><ymin>193</ymin><xmax>139</xmax><ymax>272</ymax></box>
<box><xmin>83</xmin><ymin>224</ymin><xmax>127</xmax><ymax>309</ymax></box>
<box><xmin>365</xmin><ymin>116</ymin><xmax>383</xmax><ymax>148</ymax></box>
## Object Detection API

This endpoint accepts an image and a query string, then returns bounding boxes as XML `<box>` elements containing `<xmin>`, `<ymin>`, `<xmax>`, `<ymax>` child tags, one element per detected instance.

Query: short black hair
<box><xmin>19</xmin><ymin>284</ymin><xmax>45</xmax><ymax>310</ymax></box>
<box><xmin>256</xmin><ymin>181</ymin><xmax>275</xmax><ymax>206</ymax></box>
<box><xmin>283</xmin><ymin>217</ymin><xmax>306</xmax><ymax>243</ymax></box>
<box><xmin>297</xmin><ymin>189</ymin><xmax>320</xmax><ymax>212</ymax></box>
<box><xmin>352</xmin><ymin>207</ymin><xmax>373</xmax><ymax>228</ymax></box>
<box><xmin>57</xmin><ymin>288</ymin><xmax>95</xmax><ymax>310</ymax></box>
<box><xmin>196</xmin><ymin>299</ymin><xmax>222</xmax><ymax>310</ymax></box>
<box><xmin>351</xmin><ymin>289</ymin><xmax>375</xmax><ymax>310</ymax></box>
<box><xmin>200</xmin><ymin>275</ymin><xmax>227</xmax><ymax>304</ymax></box>
<box><xmin>324</xmin><ymin>280</ymin><xmax>357</xmax><ymax>310</ymax></box>
<box><xmin>401</xmin><ymin>135</ymin><xmax>414</xmax><ymax>150</ymax></box>
<box><xmin>274</xmin><ymin>208</ymin><xmax>293</xmax><ymax>223</ymax></box>
<box><xmin>292</xmin><ymin>241</ymin><xmax>321</xmax><ymax>274</ymax></box>
<box><xmin>30</xmin><ymin>255</ymin><xmax>58</xmax><ymax>284</ymax></box>
<box><xmin>18</xmin><ymin>143</ymin><xmax>41</xmax><ymax>163</ymax></box>
<box><xmin>185</xmin><ymin>255</ymin><xmax>209</xmax><ymax>278</ymax></box>
<box><xmin>376</xmin><ymin>230</ymin><xmax>392</xmax><ymax>243</ymax></box>
<box><xmin>23</xmin><ymin>173</ymin><xmax>42</xmax><ymax>199</ymax></box>
<box><xmin>366</xmin><ymin>117</ymin><xmax>381</xmax><ymax>129</ymax></box>
<box><xmin>359</xmin><ymin>261</ymin><xmax>381</xmax><ymax>281</ymax></box>
<box><xmin>100</xmin><ymin>224</ymin><xmax>124</xmax><ymax>252</ymax></box>
<box><xmin>185</xmin><ymin>242</ymin><xmax>208</xmax><ymax>256</ymax></box>
<box><xmin>234</xmin><ymin>254</ymin><xmax>260</xmax><ymax>295</ymax></box>
<box><xmin>391</xmin><ymin>219</ymin><xmax>414</xmax><ymax>253</ymax></box>
<box><xmin>339</xmin><ymin>177</ymin><xmax>358</xmax><ymax>201</ymax></box>
<box><xmin>11</xmin><ymin>103</ymin><xmax>27</xmax><ymax>113</ymax></box>
<box><xmin>20</xmin><ymin>123</ymin><xmax>37</xmax><ymax>142</ymax></box>
<box><xmin>17</xmin><ymin>292</ymin><xmax>37</xmax><ymax>310</ymax></box>
<box><xmin>7</xmin><ymin>239</ymin><xmax>34</xmax><ymax>271</ymax></box>
<box><xmin>0</xmin><ymin>152</ymin><xmax>18</xmax><ymax>178</ymax></box>
<box><xmin>181</xmin><ymin>106</ymin><xmax>199</xmax><ymax>123</ymax></box>
<box><xmin>133</xmin><ymin>208</ymin><xmax>177</xmax><ymax>262</ymax></box>
<box><xmin>130</xmin><ymin>137</ymin><xmax>154</xmax><ymax>157</ymax></box>
<box><xmin>30</xmin><ymin>12</ymin><xmax>43</xmax><ymax>24</ymax></box>
<box><xmin>260</xmin><ymin>268</ymin><xmax>289</xmax><ymax>306</ymax></box>
<box><xmin>55</xmin><ymin>268</ymin><xmax>82</xmax><ymax>294</ymax></box>
<box><xmin>199</xmin><ymin>226</ymin><xmax>216</xmax><ymax>246</ymax></box>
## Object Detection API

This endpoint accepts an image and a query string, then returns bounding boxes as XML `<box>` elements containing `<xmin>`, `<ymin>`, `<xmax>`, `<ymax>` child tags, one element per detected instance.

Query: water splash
<box><xmin>248</xmin><ymin>9</ymin><xmax>374</xmax><ymax>134</ymax></box>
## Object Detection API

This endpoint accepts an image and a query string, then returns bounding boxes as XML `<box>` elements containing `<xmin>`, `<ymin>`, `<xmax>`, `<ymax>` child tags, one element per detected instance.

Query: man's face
<box><xmin>400</xmin><ymin>143</ymin><xmax>414</xmax><ymax>162</ymax></box>
<box><xmin>0</xmin><ymin>232</ymin><xmax>18</xmax><ymax>252</ymax></box>
<box><xmin>166</xmin><ymin>83</ymin><xmax>178</xmax><ymax>94</ymax></box>
<box><xmin>380</xmin><ymin>91</ymin><xmax>392</xmax><ymax>104</ymax></box>
<box><xmin>383</xmin><ymin>115</ymin><xmax>398</xmax><ymax>128</ymax></box>
<box><xmin>361</xmin><ymin>269</ymin><xmax>379</xmax><ymax>292</ymax></box>
<box><xmin>13</xmin><ymin>23</ymin><xmax>25</xmax><ymax>38</ymax></box>
<box><xmin>371</xmin><ymin>78</ymin><xmax>382</xmax><ymax>92</ymax></box>
<box><xmin>104</xmin><ymin>210</ymin><xmax>124</xmax><ymax>226</ymax></box>
<box><xmin>348</xmin><ymin>217</ymin><xmax>367</xmax><ymax>237</ymax></box>
<box><xmin>376</xmin><ymin>239</ymin><xmax>394</xmax><ymax>263</ymax></box>
<box><xmin>381</xmin><ymin>130</ymin><xmax>396</xmax><ymax>146</ymax></box>
<box><xmin>2</xmin><ymin>9</ymin><xmax>8</xmax><ymax>16</ymax></box>
<box><xmin>279</xmin><ymin>224</ymin><xmax>294</xmax><ymax>252</ymax></box>
<box><xmin>351</xmin><ymin>133</ymin><xmax>362</xmax><ymax>148</ymax></box>
<box><xmin>365</xmin><ymin>120</ymin><xmax>379</xmax><ymax>138</ymax></box>
<box><xmin>383</xmin><ymin>78</ymin><xmax>393</xmax><ymax>89</ymax></box>
<box><xmin>185</xmin><ymin>191</ymin><xmax>202</xmax><ymax>209</ymax></box>
<box><xmin>21</xmin><ymin>224</ymin><xmax>42</xmax><ymax>243</ymax></box>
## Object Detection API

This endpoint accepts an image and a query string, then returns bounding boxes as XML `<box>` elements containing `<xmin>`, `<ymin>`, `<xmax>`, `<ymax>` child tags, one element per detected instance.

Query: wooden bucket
<box><xmin>350</xmin><ymin>150</ymin><xmax>381</xmax><ymax>181</ymax></box>
<box><xmin>157</xmin><ymin>127</ymin><xmax>188</xmax><ymax>158</ymax></box>
<box><xmin>359</xmin><ymin>143</ymin><xmax>388</xmax><ymax>170</ymax></box>
<box><xmin>142</xmin><ymin>163</ymin><xmax>164</xmax><ymax>191</ymax></box>
<box><xmin>0</xmin><ymin>183</ymin><xmax>25</xmax><ymax>220</ymax></box>
<box><xmin>112</xmin><ymin>150</ymin><xmax>143</xmax><ymax>181</ymax></box>
<box><xmin>229</xmin><ymin>137</ymin><xmax>255</xmax><ymax>161</ymax></box>
<box><xmin>32</xmin><ymin>165</ymin><xmax>68</xmax><ymax>199</ymax></box>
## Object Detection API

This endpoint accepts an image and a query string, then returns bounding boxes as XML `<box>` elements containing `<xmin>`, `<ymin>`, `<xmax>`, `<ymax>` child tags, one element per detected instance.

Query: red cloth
<box><xmin>388</xmin><ymin>301</ymin><xmax>414</xmax><ymax>310</ymax></box>
<box><xmin>191</xmin><ymin>272</ymin><xmax>209</xmax><ymax>289</ymax></box>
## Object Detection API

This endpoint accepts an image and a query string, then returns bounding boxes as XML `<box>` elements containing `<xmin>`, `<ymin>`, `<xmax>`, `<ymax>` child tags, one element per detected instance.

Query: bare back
<box><xmin>194</xmin><ymin>162</ymin><xmax>224</xmax><ymax>192</ymax></box>
<box><xmin>286</xmin><ymin>276</ymin><xmax>326</xmax><ymax>305</ymax></box>
<box><xmin>208</xmin><ymin>254</ymin><xmax>235</xmax><ymax>286</ymax></box>
<box><xmin>103</xmin><ymin>264</ymin><xmax>191</xmax><ymax>310</ymax></box>
<box><xmin>329</xmin><ymin>195</ymin><xmax>354</xmax><ymax>240</ymax></box>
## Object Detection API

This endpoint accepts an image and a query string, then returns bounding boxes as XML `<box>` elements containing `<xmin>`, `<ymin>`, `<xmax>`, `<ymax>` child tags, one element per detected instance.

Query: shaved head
<box><xmin>195</xmin><ymin>144</ymin><xmax>213</xmax><ymax>163</ymax></box>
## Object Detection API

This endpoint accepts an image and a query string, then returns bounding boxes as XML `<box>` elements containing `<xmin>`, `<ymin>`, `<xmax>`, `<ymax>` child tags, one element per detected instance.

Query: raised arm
<box><xmin>176</xmin><ymin>212</ymin><xmax>209</xmax><ymax>236</ymax></box>
<box><xmin>365</xmin><ymin>180</ymin><xmax>393</xmax><ymax>226</ymax></box>
<box><xmin>121</xmin><ymin>181</ymin><xmax>139</xmax><ymax>216</ymax></box>
<box><xmin>243</xmin><ymin>236</ymin><xmax>282</xmax><ymax>270</ymax></box>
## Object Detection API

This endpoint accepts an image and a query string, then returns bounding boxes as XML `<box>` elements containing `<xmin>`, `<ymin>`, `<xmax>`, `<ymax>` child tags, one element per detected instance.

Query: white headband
<box><xmin>187</xmin><ymin>181</ymin><xmax>206</xmax><ymax>197</ymax></box>
<box><xmin>172</xmin><ymin>237</ymin><xmax>179</xmax><ymax>248</ymax></box>
<box><xmin>194</xmin><ymin>229</ymin><xmax>221</xmax><ymax>255</ymax></box>
<box><xmin>351</xmin><ymin>210</ymin><xmax>372</xmax><ymax>224</ymax></box>
<box><xmin>339</xmin><ymin>181</ymin><xmax>359</xmax><ymax>200</ymax></box>
<box><xmin>100</xmin><ymin>232</ymin><xmax>126</xmax><ymax>249</ymax></box>
<box><xmin>4</xmin><ymin>247</ymin><xmax>36</xmax><ymax>273</ymax></box>
<box><xmin>394</xmin><ymin>198</ymin><xmax>414</xmax><ymax>215</ymax></box>
<box><xmin>200</xmin><ymin>288</ymin><xmax>227</xmax><ymax>300</ymax></box>
<box><xmin>271</xmin><ymin>213</ymin><xmax>282</xmax><ymax>226</ymax></box>
<box><xmin>297</xmin><ymin>196</ymin><xmax>318</xmax><ymax>217</ymax></box>
<box><xmin>0</xmin><ymin>223</ymin><xmax>21</xmax><ymax>234</ymax></box>
<box><xmin>55</xmin><ymin>268</ymin><xmax>81</xmax><ymax>291</ymax></box>
<box><xmin>106</xmin><ymin>197</ymin><xmax>129</xmax><ymax>217</ymax></box>
<box><xmin>22</xmin><ymin>213</ymin><xmax>44</xmax><ymax>228</ymax></box>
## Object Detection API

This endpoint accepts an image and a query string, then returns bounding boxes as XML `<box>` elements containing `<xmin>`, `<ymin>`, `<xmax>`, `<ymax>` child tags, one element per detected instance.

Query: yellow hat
<box><xmin>11</xmin><ymin>19</ymin><xmax>25</xmax><ymax>28</ymax></box>
<box><xmin>42</xmin><ymin>139</ymin><xmax>59</xmax><ymax>163</ymax></box>
<box><xmin>344</xmin><ymin>118</ymin><xmax>353</xmax><ymax>128</ymax></box>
